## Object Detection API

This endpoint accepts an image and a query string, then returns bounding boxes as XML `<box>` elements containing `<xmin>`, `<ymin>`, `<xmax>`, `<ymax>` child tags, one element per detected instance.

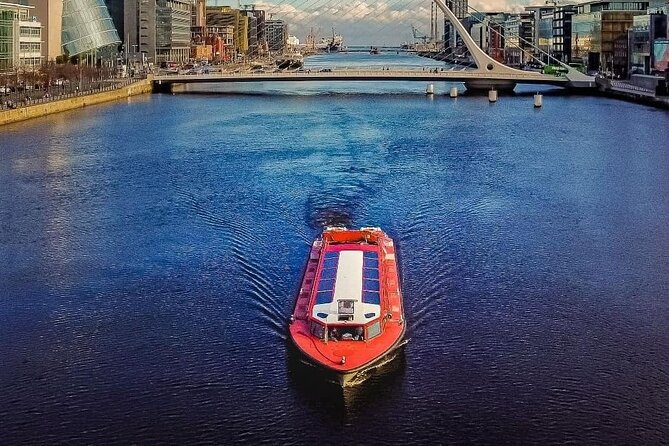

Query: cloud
<box><xmin>225</xmin><ymin>0</ymin><xmax>534</xmax><ymax>44</ymax></box>
<box><xmin>470</xmin><ymin>0</ymin><xmax>529</xmax><ymax>13</ymax></box>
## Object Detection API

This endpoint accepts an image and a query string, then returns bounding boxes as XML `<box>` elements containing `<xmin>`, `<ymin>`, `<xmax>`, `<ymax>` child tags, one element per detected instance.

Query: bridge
<box><xmin>154</xmin><ymin>0</ymin><xmax>596</xmax><ymax>94</ymax></box>
<box><xmin>154</xmin><ymin>67</ymin><xmax>570</xmax><ymax>92</ymax></box>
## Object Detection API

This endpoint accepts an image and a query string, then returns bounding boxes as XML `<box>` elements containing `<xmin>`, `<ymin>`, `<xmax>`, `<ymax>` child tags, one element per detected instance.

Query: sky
<box><xmin>206</xmin><ymin>0</ymin><xmax>539</xmax><ymax>45</ymax></box>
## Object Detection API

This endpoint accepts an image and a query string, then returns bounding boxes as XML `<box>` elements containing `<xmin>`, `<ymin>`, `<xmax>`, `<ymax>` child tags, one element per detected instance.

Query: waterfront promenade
<box><xmin>0</xmin><ymin>77</ymin><xmax>153</xmax><ymax>126</ymax></box>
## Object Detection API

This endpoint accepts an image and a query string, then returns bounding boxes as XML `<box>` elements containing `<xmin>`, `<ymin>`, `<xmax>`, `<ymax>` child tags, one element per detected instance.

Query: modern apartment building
<box><xmin>0</xmin><ymin>1</ymin><xmax>42</xmax><ymax>70</ymax></box>
<box><xmin>525</xmin><ymin>6</ymin><xmax>555</xmax><ymax>63</ymax></box>
<box><xmin>22</xmin><ymin>0</ymin><xmax>60</xmax><ymax>61</ymax></box>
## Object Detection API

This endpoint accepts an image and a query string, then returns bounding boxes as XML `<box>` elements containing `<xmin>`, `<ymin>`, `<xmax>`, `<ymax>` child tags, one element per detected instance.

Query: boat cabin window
<box><xmin>309</xmin><ymin>321</ymin><xmax>325</xmax><ymax>340</ymax></box>
<box><xmin>367</xmin><ymin>321</ymin><xmax>382</xmax><ymax>340</ymax></box>
<box><xmin>328</xmin><ymin>326</ymin><xmax>364</xmax><ymax>341</ymax></box>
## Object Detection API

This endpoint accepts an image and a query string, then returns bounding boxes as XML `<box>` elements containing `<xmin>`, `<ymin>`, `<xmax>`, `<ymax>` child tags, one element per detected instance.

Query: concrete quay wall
<box><xmin>0</xmin><ymin>79</ymin><xmax>153</xmax><ymax>127</ymax></box>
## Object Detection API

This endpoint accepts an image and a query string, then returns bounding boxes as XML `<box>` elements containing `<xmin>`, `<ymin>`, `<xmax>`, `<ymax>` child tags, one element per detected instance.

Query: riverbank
<box><xmin>0</xmin><ymin>78</ymin><xmax>153</xmax><ymax>126</ymax></box>
<box><xmin>595</xmin><ymin>76</ymin><xmax>669</xmax><ymax>110</ymax></box>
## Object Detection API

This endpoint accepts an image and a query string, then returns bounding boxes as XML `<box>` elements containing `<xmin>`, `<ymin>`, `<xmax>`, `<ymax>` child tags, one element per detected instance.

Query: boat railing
<box><xmin>322</xmin><ymin>228</ymin><xmax>384</xmax><ymax>244</ymax></box>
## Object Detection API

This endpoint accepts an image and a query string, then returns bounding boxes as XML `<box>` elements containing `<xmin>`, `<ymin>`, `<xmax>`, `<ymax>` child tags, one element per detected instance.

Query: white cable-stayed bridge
<box><xmin>154</xmin><ymin>0</ymin><xmax>596</xmax><ymax>93</ymax></box>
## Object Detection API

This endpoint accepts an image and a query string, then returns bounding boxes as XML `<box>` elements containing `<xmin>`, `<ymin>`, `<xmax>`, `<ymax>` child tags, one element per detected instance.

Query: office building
<box><xmin>525</xmin><ymin>5</ymin><xmax>555</xmax><ymax>63</ymax></box>
<box><xmin>553</xmin><ymin>5</ymin><xmax>577</xmax><ymax>63</ymax></box>
<box><xmin>125</xmin><ymin>0</ymin><xmax>192</xmax><ymax>65</ymax></box>
<box><xmin>192</xmin><ymin>0</ymin><xmax>205</xmax><ymax>33</ymax></box>
<box><xmin>504</xmin><ymin>13</ymin><xmax>534</xmax><ymax>66</ymax></box>
<box><xmin>444</xmin><ymin>0</ymin><xmax>468</xmax><ymax>50</ymax></box>
<box><xmin>265</xmin><ymin>19</ymin><xmax>286</xmax><ymax>53</ymax></box>
<box><xmin>241</xmin><ymin>6</ymin><xmax>265</xmax><ymax>56</ymax></box>
<box><xmin>571</xmin><ymin>0</ymin><xmax>649</xmax><ymax>74</ymax></box>
<box><xmin>206</xmin><ymin>6</ymin><xmax>248</xmax><ymax>55</ymax></box>
<box><xmin>469</xmin><ymin>12</ymin><xmax>507</xmax><ymax>62</ymax></box>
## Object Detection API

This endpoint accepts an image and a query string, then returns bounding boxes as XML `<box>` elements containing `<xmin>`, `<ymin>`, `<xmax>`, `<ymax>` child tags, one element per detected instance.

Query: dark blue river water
<box><xmin>1</xmin><ymin>53</ymin><xmax>669</xmax><ymax>444</ymax></box>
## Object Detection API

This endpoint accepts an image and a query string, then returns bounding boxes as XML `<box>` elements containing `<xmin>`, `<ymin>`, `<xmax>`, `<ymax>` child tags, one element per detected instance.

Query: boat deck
<box><xmin>289</xmin><ymin>233</ymin><xmax>405</xmax><ymax>373</ymax></box>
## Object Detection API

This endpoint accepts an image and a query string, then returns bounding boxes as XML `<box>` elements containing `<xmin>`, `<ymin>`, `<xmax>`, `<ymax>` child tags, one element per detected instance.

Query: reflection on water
<box><xmin>286</xmin><ymin>343</ymin><xmax>408</xmax><ymax>422</ymax></box>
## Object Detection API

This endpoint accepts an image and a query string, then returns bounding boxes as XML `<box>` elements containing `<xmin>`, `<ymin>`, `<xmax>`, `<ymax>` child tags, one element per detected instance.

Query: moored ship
<box><xmin>275</xmin><ymin>53</ymin><xmax>304</xmax><ymax>70</ymax></box>
<box><xmin>315</xmin><ymin>29</ymin><xmax>344</xmax><ymax>53</ymax></box>
<box><xmin>289</xmin><ymin>227</ymin><xmax>406</xmax><ymax>387</ymax></box>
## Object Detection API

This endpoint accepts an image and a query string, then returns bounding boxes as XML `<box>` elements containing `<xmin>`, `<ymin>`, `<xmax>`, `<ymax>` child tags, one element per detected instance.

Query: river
<box><xmin>1</xmin><ymin>52</ymin><xmax>668</xmax><ymax>444</ymax></box>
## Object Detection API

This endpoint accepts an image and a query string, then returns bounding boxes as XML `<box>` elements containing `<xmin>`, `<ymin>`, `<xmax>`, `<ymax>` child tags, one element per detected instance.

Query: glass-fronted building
<box><xmin>571</xmin><ymin>0</ymin><xmax>648</xmax><ymax>74</ymax></box>
<box><xmin>504</xmin><ymin>13</ymin><xmax>534</xmax><ymax>66</ymax></box>
<box><xmin>630</xmin><ymin>13</ymin><xmax>668</xmax><ymax>74</ymax></box>
<box><xmin>61</xmin><ymin>0</ymin><xmax>120</xmax><ymax>56</ymax></box>
<box><xmin>537</xmin><ymin>10</ymin><xmax>554</xmax><ymax>63</ymax></box>
<box><xmin>524</xmin><ymin>6</ymin><xmax>554</xmax><ymax>63</ymax></box>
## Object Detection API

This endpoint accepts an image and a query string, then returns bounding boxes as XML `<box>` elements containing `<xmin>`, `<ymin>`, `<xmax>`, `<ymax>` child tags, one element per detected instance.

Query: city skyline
<box><xmin>204</xmin><ymin>0</ymin><xmax>536</xmax><ymax>45</ymax></box>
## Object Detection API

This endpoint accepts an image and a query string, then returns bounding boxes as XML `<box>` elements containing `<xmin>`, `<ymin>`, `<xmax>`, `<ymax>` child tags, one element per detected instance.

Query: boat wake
<box><xmin>397</xmin><ymin>198</ymin><xmax>456</xmax><ymax>332</ymax></box>
<box><xmin>177</xmin><ymin>189</ymin><xmax>288</xmax><ymax>338</ymax></box>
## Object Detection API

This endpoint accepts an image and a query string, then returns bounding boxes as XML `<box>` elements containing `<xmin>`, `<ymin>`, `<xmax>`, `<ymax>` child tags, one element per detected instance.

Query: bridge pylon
<box><xmin>432</xmin><ymin>0</ymin><xmax>595</xmax><ymax>91</ymax></box>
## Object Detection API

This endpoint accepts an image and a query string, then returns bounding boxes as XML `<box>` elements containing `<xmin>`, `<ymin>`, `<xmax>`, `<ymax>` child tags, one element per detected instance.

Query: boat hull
<box><xmin>288</xmin><ymin>227</ymin><xmax>405</xmax><ymax>387</ymax></box>
<box><xmin>289</xmin><ymin>335</ymin><xmax>406</xmax><ymax>387</ymax></box>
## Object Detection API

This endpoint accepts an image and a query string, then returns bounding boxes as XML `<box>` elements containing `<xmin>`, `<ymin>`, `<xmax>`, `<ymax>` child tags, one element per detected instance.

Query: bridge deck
<box><xmin>154</xmin><ymin>69</ymin><xmax>569</xmax><ymax>86</ymax></box>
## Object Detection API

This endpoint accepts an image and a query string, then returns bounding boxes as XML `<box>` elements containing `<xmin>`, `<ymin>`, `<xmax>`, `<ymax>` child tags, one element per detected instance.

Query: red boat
<box><xmin>289</xmin><ymin>227</ymin><xmax>406</xmax><ymax>386</ymax></box>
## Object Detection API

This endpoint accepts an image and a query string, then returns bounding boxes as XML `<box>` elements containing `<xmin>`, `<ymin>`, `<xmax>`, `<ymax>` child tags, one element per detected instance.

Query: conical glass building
<box><xmin>61</xmin><ymin>0</ymin><xmax>120</xmax><ymax>56</ymax></box>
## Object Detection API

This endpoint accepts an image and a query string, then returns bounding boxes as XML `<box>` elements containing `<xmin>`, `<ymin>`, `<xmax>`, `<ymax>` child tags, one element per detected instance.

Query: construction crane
<box><xmin>411</xmin><ymin>25</ymin><xmax>428</xmax><ymax>44</ymax></box>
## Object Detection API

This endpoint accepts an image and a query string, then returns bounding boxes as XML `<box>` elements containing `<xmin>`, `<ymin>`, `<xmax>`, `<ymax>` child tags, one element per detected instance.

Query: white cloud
<box><xmin>222</xmin><ymin>0</ymin><xmax>535</xmax><ymax>44</ymax></box>
<box><xmin>470</xmin><ymin>0</ymin><xmax>529</xmax><ymax>13</ymax></box>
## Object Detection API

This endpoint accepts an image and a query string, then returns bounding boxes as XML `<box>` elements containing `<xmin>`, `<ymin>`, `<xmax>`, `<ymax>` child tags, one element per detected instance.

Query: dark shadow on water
<box><xmin>308</xmin><ymin>207</ymin><xmax>354</xmax><ymax>230</ymax></box>
<box><xmin>167</xmin><ymin>90</ymin><xmax>440</xmax><ymax>98</ymax></box>
<box><xmin>286</xmin><ymin>341</ymin><xmax>407</xmax><ymax>422</ymax></box>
